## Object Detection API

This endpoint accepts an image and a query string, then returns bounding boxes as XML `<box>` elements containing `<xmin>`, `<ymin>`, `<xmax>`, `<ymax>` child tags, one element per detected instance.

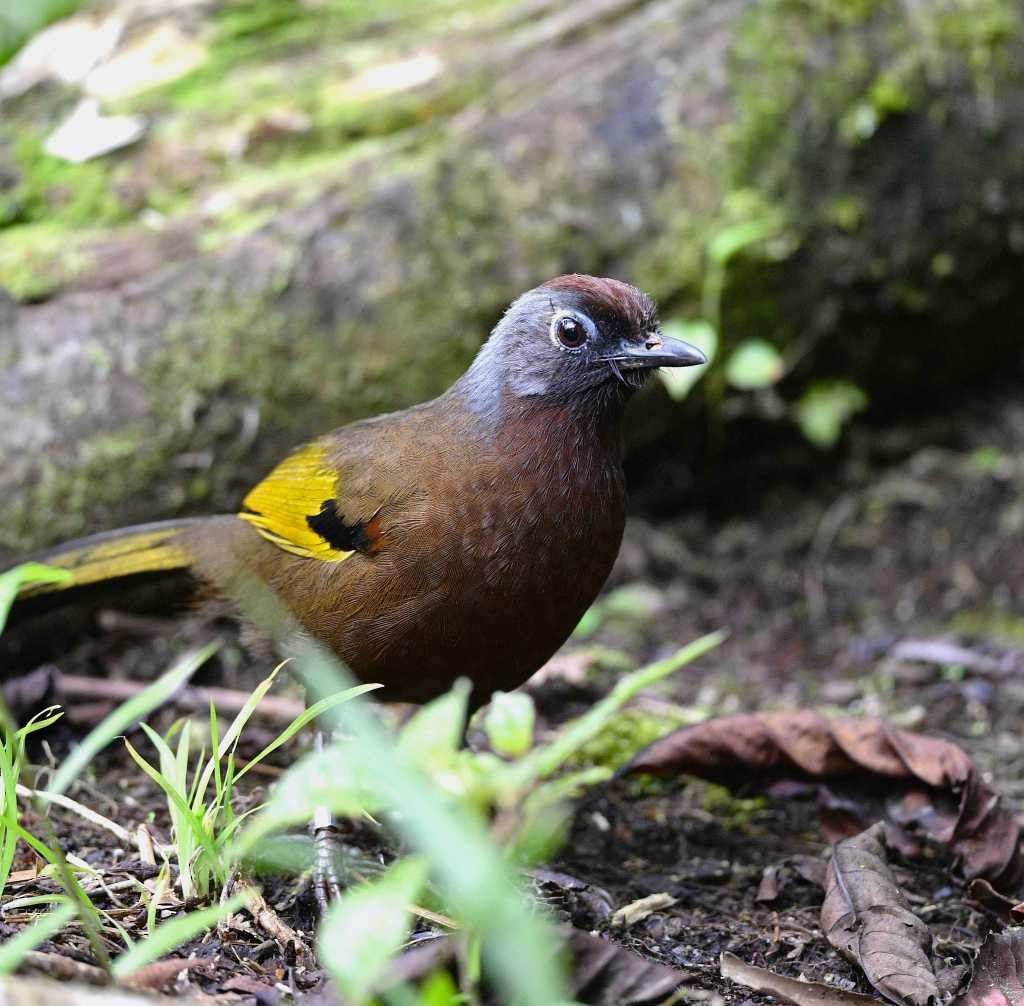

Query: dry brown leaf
<box><xmin>964</xmin><ymin>879</ymin><xmax>1024</xmax><ymax>925</ymax></box>
<box><xmin>624</xmin><ymin>712</ymin><xmax>1023</xmax><ymax>893</ymax></box>
<box><xmin>568</xmin><ymin>929</ymin><xmax>690</xmax><ymax>1004</ymax></box>
<box><xmin>954</xmin><ymin>930</ymin><xmax>1024</xmax><ymax>1005</ymax></box>
<box><xmin>720</xmin><ymin>951</ymin><xmax>882</xmax><ymax>1005</ymax></box>
<box><xmin>822</xmin><ymin>824</ymin><xmax>938</xmax><ymax>1006</ymax></box>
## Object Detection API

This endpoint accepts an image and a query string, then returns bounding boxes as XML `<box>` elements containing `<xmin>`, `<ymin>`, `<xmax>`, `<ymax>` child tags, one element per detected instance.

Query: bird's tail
<box><xmin>12</xmin><ymin>519</ymin><xmax>203</xmax><ymax>600</ymax></box>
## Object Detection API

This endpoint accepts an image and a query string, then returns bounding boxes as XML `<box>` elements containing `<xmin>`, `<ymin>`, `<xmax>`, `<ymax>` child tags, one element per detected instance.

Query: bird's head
<box><xmin>458</xmin><ymin>275</ymin><xmax>706</xmax><ymax>416</ymax></box>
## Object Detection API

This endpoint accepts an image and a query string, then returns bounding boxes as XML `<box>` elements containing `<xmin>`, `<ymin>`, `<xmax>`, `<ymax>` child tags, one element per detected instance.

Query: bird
<box><xmin>5</xmin><ymin>275</ymin><xmax>706</xmax><ymax>706</ymax></box>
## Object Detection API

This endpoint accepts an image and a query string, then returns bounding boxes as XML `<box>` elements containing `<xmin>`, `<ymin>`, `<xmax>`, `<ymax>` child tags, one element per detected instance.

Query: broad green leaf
<box><xmin>418</xmin><ymin>968</ymin><xmax>462</xmax><ymax>1005</ymax></box>
<box><xmin>724</xmin><ymin>339</ymin><xmax>784</xmax><ymax>390</ymax></box>
<box><xmin>397</xmin><ymin>680</ymin><xmax>469</xmax><ymax>770</ymax></box>
<box><xmin>484</xmin><ymin>691</ymin><xmax>536</xmax><ymax>758</ymax></box>
<box><xmin>792</xmin><ymin>380</ymin><xmax>868</xmax><ymax>447</ymax></box>
<box><xmin>236</xmin><ymin>740</ymin><xmax>381</xmax><ymax>853</ymax></box>
<box><xmin>572</xmin><ymin>606</ymin><xmax>601</xmax><ymax>639</ymax></box>
<box><xmin>708</xmin><ymin>215</ymin><xmax>782</xmax><ymax>265</ymax></box>
<box><xmin>318</xmin><ymin>856</ymin><xmax>428</xmax><ymax>1004</ymax></box>
<box><xmin>656</xmin><ymin>320</ymin><xmax>717</xmax><ymax>401</ymax></box>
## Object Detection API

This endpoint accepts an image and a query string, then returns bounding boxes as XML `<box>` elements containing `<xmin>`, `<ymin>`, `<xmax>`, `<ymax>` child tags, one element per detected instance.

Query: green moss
<box><xmin>950</xmin><ymin>609</ymin><xmax>1024</xmax><ymax>645</ymax></box>
<box><xmin>695</xmin><ymin>781</ymin><xmax>769</xmax><ymax>829</ymax></box>
<box><xmin>3</xmin><ymin>423</ymin><xmax>169</xmax><ymax>551</ymax></box>
<box><xmin>0</xmin><ymin>132</ymin><xmax>130</xmax><ymax>230</ymax></box>
<box><xmin>567</xmin><ymin>708</ymin><xmax>691</xmax><ymax>772</ymax></box>
<box><xmin>0</xmin><ymin>223</ymin><xmax>95</xmax><ymax>301</ymax></box>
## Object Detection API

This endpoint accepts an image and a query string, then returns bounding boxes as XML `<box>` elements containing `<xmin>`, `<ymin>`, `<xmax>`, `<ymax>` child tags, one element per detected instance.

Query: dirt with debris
<box><xmin>4</xmin><ymin>391</ymin><xmax>1024</xmax><ymax>1004</ymax></box>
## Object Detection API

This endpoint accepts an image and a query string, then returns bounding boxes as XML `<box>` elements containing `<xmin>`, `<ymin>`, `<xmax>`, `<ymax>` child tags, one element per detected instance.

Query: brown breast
<box><xmin>279</xmin><ymin>401</ymin><xmax>626</xmax><ymax>704</ymax></box>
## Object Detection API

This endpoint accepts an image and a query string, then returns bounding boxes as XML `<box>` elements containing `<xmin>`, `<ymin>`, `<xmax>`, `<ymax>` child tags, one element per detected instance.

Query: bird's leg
<box><xmin>309</xmin><ymin>730</ymin><xmax>347</xmax><ymax>911</ymax></box>
<box><xmin>311</xmin><ymin>806</ymin><xmax>346</xmax><ymax>911</ymax></box>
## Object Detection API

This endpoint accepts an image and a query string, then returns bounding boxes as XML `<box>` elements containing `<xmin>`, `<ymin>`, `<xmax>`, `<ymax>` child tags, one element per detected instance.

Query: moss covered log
<box><xmin>2</xmin><ymin>0</ymin><xmax>1024</xmax><ymax>554</ymax></box>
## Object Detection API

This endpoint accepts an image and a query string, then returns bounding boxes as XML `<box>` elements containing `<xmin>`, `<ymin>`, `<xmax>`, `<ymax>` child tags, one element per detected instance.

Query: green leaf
<box><xmin>708</xmin><ymin>216</ymin><xmax>782</xmax><ymax>266</ymax></box>
<box><xmin>236</xmin><ymin>740</ymin><xmax>380</xmax><ymax>853</ymax></box>
<box><xmin>418</xmin><ymin>968</ymin><xmax>462</xmax><ymax>1005</ymax></box>
<box><xmin>724</xmin><ymin>339</ymin><xmax>784</xmax><ymax>390</ymax></box>
<box><xmin>0</xmin><ymin>563</ymin><xmax>71</xmax><ymax>634</ymax></box>
<box><xmin>656</xmin><ymin>320</ymin><xmax>717</xmax><ymax>401</ymax></box>
<box><xmin>792</xmin><ymin>380</ymin><xmax>868</xmax><ymax>447</ymax></box>
<box><xmin>397</xmin><ymin>680</ymin><xmax>470</xmax><ymax>770</ymax></box>
<box><xmin>571</xmin><ymin>606</ymin><xmax>601</xmax><ymax>639</ymax></box>
<box><xmin>317</xmin><ymin>856</ymin><xmax>428</xmax><ymax>1004</ymax></box>
<box><xmin>484</xmin><ymin>691</ymin><xmax>536</xmax><ymax>758</ymax></box>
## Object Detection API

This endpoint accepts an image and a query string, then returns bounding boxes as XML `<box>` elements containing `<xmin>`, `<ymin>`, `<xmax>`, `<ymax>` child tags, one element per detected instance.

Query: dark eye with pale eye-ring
<box><xmin>553</xmin><ymin>314</ymin><xmax>589</xmax><ymax>349</ymax></box>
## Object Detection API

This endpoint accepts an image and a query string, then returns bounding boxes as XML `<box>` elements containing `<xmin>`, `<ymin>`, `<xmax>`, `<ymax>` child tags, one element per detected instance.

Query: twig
<box><xmin>55</xmin><ymin>674</ymin><xmax>307</xmax><ymax>725</ymax></box>
<box><xmin>19</xmin><ymin>950</ymin><xmax>110</xmax><ymax>985</ymax></box>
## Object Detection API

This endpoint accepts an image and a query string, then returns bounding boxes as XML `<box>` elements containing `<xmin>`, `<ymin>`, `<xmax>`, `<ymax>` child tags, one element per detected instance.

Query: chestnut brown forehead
<box><xmin>542</xmin><ymin>274</ymin><xmax>657</xmax><ymax>333</ymax></box>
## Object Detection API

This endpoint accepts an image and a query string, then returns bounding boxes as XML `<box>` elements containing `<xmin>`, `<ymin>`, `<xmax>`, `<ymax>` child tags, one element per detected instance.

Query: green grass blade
<box><xmin>508</xmin><ymin>630</ymin><xmax>726</xmax><ymax>788</ymax></box>
<box><xmin>193</xmin><ymin>667</ymin><xmax>281</xmax><ymax>802</ymax></box>
<box><xmin>123</xmin><ymin>737</ymin><xmax>210</xmax><ymax>852</ymax></box>
<box><xmin>15</xmin><ymin>707</ymin><xmax>64</xmax><ymax>740</ymax></box>
<box><xmin>0</xmin><ymin>563</ymin><xmax>71</xmax><ymax>632</ymax></box>
<box><xmin>233</xmin><ymin>682</ymin><xmax>381</xmax><ymax>783</ymax></box>
<box><xmin>0</xmin><ymin>900</ymin><xmax>76</xmax><ymax>974</ymax></box>
<box><xmin>48</xmin><ymin>642</ymin><xmax>219</xmax><ymax>796</ymax></box>
<box><xmin>0</xmin><ymin>731</ymin><xmax>20</xmax><ymax>896</ymax></box>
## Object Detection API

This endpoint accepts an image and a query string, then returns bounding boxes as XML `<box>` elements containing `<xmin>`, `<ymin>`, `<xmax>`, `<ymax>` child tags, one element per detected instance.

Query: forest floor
<box><xmin>4</xmin><ymin>390</ymin><xmax>1024</xmax><ymax>1004</ymax></box>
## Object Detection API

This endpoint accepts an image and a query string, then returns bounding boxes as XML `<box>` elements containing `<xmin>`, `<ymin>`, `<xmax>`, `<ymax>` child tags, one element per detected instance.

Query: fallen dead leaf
<box><xmin>569</xmin><ymin>929</ymin><xmax>691</xmax><ymax>1004</ymax></box>
<box><xmin>954</xmin><ymin>930</ymin><xmax>1024</xmax><ymax>1006</ymax></box>
<box><xmin>822</xmin><ymin>824</ymin><xmax>938</xmax><ymax>1006</ymax></box>
<box><xmin>964</xmin><ymin>879</ymin><xmax>1024</xmax><ymax>925</ymax></box>
<box><xmin>374</xmin><ymin>928</ymin><xmax>688</xmax><ymax>1004</ymax></box>
<box><xmin>721</xmin><ymin>951</ymin><xmax>882</xmax><ymax>1005</ymax></box>
<box><xmin>624</xmin><ymin>712</ymin><xmax>1023</xmax><ymax>894</ymax></box>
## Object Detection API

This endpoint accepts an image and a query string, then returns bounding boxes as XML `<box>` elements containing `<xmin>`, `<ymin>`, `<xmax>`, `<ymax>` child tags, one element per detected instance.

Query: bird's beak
<box><xmin>609</xmin><ymin>333</ymin><xmax>708</xmax><ymax>370</ymax></box>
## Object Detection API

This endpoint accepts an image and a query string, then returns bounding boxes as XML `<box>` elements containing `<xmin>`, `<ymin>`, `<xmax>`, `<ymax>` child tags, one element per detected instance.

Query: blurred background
<box><xmin>1</xmin><ymin>0</ymin><xmax>1023</xmax><ymax>693</ymax></box>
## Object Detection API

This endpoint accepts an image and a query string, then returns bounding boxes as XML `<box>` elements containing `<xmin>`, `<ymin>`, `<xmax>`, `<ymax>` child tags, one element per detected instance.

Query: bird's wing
<box><xmin>238</xmin><ymin>441</ymin><xmax>381</xmax><ymax>561</ymax></box>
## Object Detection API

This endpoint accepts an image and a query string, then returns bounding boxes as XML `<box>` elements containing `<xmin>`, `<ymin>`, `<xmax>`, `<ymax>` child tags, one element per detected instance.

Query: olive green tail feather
<box><xmin>13</xmin><ymin>519</ymin><xmax>204</xmax><ymax>600</ymax></box>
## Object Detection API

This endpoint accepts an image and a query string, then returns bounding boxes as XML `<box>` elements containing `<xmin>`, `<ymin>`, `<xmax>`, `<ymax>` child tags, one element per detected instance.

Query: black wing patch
<box><xmin>306</xmin><ymin>499</ymin><xmax>373</xmax><ymax>554</ymax></box>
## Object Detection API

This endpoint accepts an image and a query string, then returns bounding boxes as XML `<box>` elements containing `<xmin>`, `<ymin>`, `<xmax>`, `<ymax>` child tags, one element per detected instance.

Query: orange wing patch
<box><xmin>239</xmin><ymin>443</ymin><xmax>355</xmax><ymax>561</ymax></box>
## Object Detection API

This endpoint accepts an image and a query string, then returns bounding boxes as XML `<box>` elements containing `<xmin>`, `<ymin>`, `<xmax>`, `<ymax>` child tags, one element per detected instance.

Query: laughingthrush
<box><xmin>8</xmin><ymin>276</ymin><xmax>706</xmax><ymax>703</ymax></box>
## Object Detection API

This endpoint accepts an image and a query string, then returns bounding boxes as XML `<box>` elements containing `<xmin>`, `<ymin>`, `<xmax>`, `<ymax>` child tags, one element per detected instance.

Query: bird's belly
<box><xmin>311</xmin><ymin>498</ymin><xmax>624</xmax><ymax>704</ymax></box>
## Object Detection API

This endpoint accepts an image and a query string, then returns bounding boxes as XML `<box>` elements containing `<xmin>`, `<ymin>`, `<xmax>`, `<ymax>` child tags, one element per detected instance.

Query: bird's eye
<box><xmin>552</xmin><ymin>313</ymin><xmax>590</xmax><ymax>350</ymax></box>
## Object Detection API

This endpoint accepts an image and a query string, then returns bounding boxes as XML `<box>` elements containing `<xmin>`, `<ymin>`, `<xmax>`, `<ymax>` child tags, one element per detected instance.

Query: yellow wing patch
<box><xmin>239</xmin><ymin>443</ymin><xmax>354</xmax><ymax>562</ymax></box>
